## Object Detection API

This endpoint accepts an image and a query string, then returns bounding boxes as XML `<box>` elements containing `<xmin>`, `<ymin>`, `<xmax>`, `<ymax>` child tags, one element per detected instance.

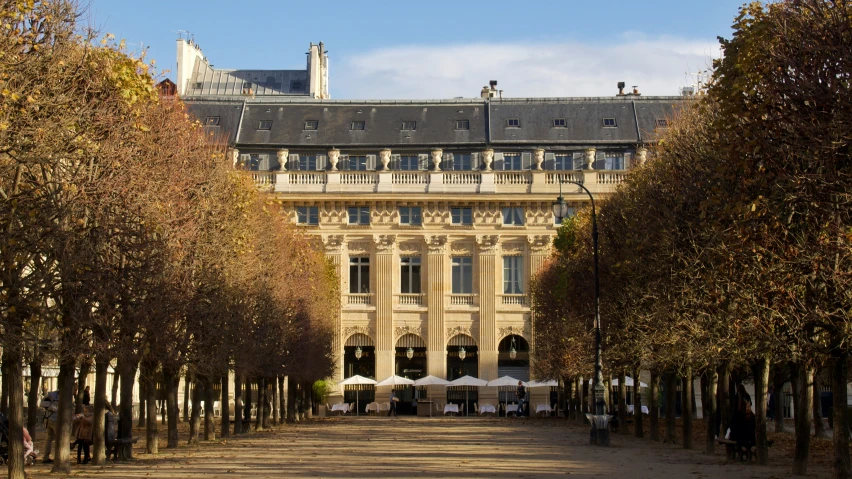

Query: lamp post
<box><xmin>552</xmin><ymin>179</ymin><xmax>609</xmax><ymax>446</ymax></box>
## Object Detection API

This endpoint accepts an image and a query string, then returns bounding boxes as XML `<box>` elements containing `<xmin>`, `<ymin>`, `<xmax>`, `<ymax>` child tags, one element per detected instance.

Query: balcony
<box><xmin>499</xmin><ymin>294</ymin><xmax>529</xmax><ymax>306</ymax></box>
<box><xmin>252</xmin><ymin>169</ymin><xmax>628</xmax><ymax>195</ymax></box>
<box><xmin>395</xmin><ymin>293</ymin><xmax>426</xmax><ymax>307</ymax></box>
<box><xmin>344</xmin><ymin>294</ymin><xmax>373</xmax><ymax>306</ymax></box>
<box><xmin>449</xmin><ymin>294</ymin><xmax>476</xmax><ymax>306</ymax></box>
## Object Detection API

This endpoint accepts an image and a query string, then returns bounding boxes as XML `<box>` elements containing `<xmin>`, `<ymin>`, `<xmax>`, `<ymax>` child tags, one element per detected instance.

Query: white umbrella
<box><xmin>601</xmin><ymin>377</ymin><xmax>648</xmax><ymax>388</ymax></box>
<box><xmin>528</xmin><ymin>379</ymin><xmax>558</xmax><ymax>388</ymax></box>
<box><xmin>339</xmin><ymin>375</ymin><xmax>377</xmax><ymax>417</ymax></box>
<box><xmin>487</xmin><ymin>376</ymin><xmax>525</xmax><ymax>417</ymax></box>
<box><xmin>376</xmin><ymin>375</ymin><xmax>415</xmax><ymax>387</ymax></box>
<box><xmin>450</xmin><ymin>376</ymin><xmax>487</xmax><ymax>416</ymax></box>
<box><xmin>413</xmin><ymin>376</ymin><xmax>451</xmax><ymax>417</ymax></box>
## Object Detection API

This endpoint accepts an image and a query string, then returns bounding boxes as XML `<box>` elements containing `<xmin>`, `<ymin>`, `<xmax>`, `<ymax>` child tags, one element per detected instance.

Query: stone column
<box><xmin>322</xmin><ymin>234</ymin><xmax>345</xmax><ymax>401</ymax></box>
<box><xmin>425</xmin><ymin>235</ymin><xmax>448</xmax><ymax>379</ymax></box>
<box><xmin>374</xmin><ymin>235</ymin><xmax>396</xmax><ymax>386</ymax></box>
<box><xmin>277</xmin><ymin>149</ymin><xmax>289</xmax><ymax>171</ymax></box>
<box><xmin>527</xmin><ymin>235</ymin><xmax>551</xmax><ymax>399</ymax></box>
<box><xmin>477</xmin><ymin>235</ymin><xmax>499</xmax><ymax>405</ymax></box>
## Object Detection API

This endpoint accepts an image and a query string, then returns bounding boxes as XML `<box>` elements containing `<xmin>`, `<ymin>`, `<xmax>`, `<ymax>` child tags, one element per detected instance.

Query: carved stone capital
<box><xmin>533</xmin><ymin>149</ymin><xmax>545</xmax><ymax>171</ymax></box>
<box><xmin>446</xmin><ymin>325</ymin><xmax>473</xmax><ymax>340</ymax></box>
<box><xmin>482</xmin><ymin>149</ymin><xmax>494</xmax><ymax>171</ymax></box>
<box><xmin>475</xmin><ymin>234</ymin><xmax>499</xmax><ymax>253</ymax></box>
<box><xmin>394</xmin><ymin>325</ymin><xmax>423</xmax><ymax>340</ymax></box>
<box><xmin>373</xmin><ymin>234</ymin><xmax>397</xmax><ymax>253</ymax></box>
<box><xmin>277</xmin><ymin>149</ymin><xmax>289</xmax><ymax>171</ymax></box>
<box><xmin>584</xmin><ymin>148</ymin><xmax>596</xmax><ymax>171</ymax></box>
<box><xmin>321</xmin><ymin>234</ymin><xmax>345</xmax><ymax>253</ymax></box>
<box><xmin>328</xmin><ymin>149</ymin><xmax>341</xmax><ymax>171</ymax></box>
<box><xmin>425</xmin><ymin>235</ymin><xmax>448</xmax><ymax>254</ymax></box>
<box><xmin>431</xmin><ymin>149</ymin><xmax>443</xmax><ymax>171</ymax></box>
<box><xmin>528</xmin><ymin>234</ymin><xmax>552</xmax><ymax>253</ymax></box>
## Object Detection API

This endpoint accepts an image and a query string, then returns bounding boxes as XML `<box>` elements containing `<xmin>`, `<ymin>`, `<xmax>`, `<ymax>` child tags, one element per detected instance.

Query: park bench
<box><xmin>717</xmin><ymin>438</ymin><xmax>773</xmax><ymax>462</ymax></box>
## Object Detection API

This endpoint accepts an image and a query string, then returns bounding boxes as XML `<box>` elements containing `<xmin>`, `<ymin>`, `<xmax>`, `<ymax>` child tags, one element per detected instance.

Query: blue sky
<box><xmin>88</xmin><ymin>0</ymin><xmax>748</xmax><ymax>98</ymax></box>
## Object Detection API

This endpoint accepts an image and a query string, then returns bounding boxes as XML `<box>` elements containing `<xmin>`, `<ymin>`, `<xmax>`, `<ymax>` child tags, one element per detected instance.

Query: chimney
<box><xmin>632</xmin><ymin>85</ymin><xmax>640</xmax><ymax>96</ymax></box>
<box><xmin>617</xmin><ymin>82</ymin><xmax>625</xmax><ymax>96</ymax></box>
<box><xmin>481</xmin><ymin>86</ymin><xmax>491</xmax><ymax>99</ymax></box>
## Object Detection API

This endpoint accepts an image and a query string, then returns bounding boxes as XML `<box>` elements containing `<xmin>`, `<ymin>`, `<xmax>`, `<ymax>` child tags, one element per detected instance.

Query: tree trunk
<box><xmin>76</xmin><ymin>359</ymin><xmax>91</xmax><ymax>414</ymax></box>
<box><xmin>51</xmin><ymin>360</ymin><xmax>76</xmax><ymax>474</ymax></box>
<box><xmin>183</xmin><ymin>374</ymin><xmax>191</xmax><ymax>422</ymax></box>
<box><xmin>287</xmin><ymin>376</ymin><xmax>297</xmax><ymax>424</ymax></box>
<box><xmin>791</xmin><ymin>363</ymin><xmax>812</xmax><ymax>475</ymax></box>
<box><xmin>773</xmin><ymin>367</ymin><xmax>786</xmax><ymax>433</ymax></box>
<box><xmin>813</xmin><ymin>369</ymin><xmax>827</xmax><ymax>438</ymax></box>
<box><xmin>683</xmin><ymin>368</ymin><xmax>693</xmax><ymax>450</ymax></box>
<box><xmin>649</xmin><ymin>371</ymin><xmax>659</xmax><ymax>441</ymax></box>
<box><xmin>2</xmin><ymin>336</ymin><xmax>26</xmax><ymax>479</ymax></box>
<box><xmin>718</xmin><ymin>362</ymin><xmax>731</xmax><ymax>439</ymax></box>
<box><xmin>0</xmin><ymin>365</ymin><xmax>8</xmax><ymax>415</ymax></box>
<box><xmin>111</xmin><ymin>369</ymin><xmax>120</xmax><ymax>410</ymax></box>
<box><xmin>145</xmin><ymin>363</ymin><xmax>159</xmax><ymax>454</ymax></box>
<box><xmin>188</xmin><ymin>376</ymin><xmax>201</xmax><ymax>444</ymax></box>
<box><xmin>233</xmin><ymin>374</ymin><xmax>243</xmax><ymax>435</ymax></box>
<box><xmin>272</xmin><ymin>376</ymin><xmax>280</xmax><ymax>426</ymax></box>
<box><xmin>633</xmin><ymin>367</ymin><xmax>643</xmax><ymax>438</ymax></box>
<box><xmin>26</xmin><ymin>356</ymin><xmax>42</xmax><ymax>441</ymax></box>
<box><xmin>221</xmin><ymin>374</ymin><xmax>230</xmax><ymax>438</ymax></box>
<box><xmin>262</xmin><ymin>378</ymin><xmax>271</xmax><ymax>429</ymax></box>
<box><xmin>832</xmin><ymin>351</ymin><xmax>851</xmax><ymax>479</ymax></box>
<box><xmin>703</xmin><ymin>369</ymin><xmax>717</xmax><ymax>455</ymax></box>
<box><xmin>244</xmin><ymin>377</ymin><xmax>253</xmax><ymax>430</ymax></box>
<box><xmin>753</xmin><ymin>357</ymin><xmax>770</xmax><ymax>465</ymax></box>
<box><xmin>92</xmin><ymin>358</ymin><xmax>109</xmax><ymax>465</ymax></box>
<box><xmin>618</xmin><ymin>370</ymin><xmax>628</xmax><ymax>435</ymax></box>
<box><xmin>163</xmin><ymin>366</ymin><xmax>179</xmax><ymax>448</ymax></box>
<box><xmin>203</xmin><ymin>376</ymin><xmax>215</xmax><ymax>441</ymax></box>
<box><xmin>665</xmin><ymin>373</ymin><xmax>677</xmax><ymax>444</ymax></box>
<box><xmin>137</xmin><ymin>370</ymin><xmax>146</xmax><ymax>428</ymax></box>
<box><xmin>578</xmin><ymin>375</ymin><xmax>586</xmax><ymax>424</ymax></box>
<box><xmin>117</xmin><ymin>357</ymin><xmax>137</xmax><ymax>459</ymax></box>
<box><xmin>256</xmin><ymin>377</ymin><xmax>266</xmax><ymax>431</ymax></box>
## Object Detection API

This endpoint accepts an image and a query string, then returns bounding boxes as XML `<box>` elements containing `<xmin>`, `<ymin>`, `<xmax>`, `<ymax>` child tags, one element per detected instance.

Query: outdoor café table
<box><xmin>331</xmin><ymin>403</ymin><xmax>350</xmax><ymax>414</ymax></box>
<box><xmin>627</xmin><ymin>405</ymin><xmax>650</xmax><ymax>415</ymax></box>
<box><xmin>535</xmin><ymin>404</ymin><xmax>552</xmax><ymax>415</ymax></box>
<box><xmin>480</xmin><ymin>404</ymin><xmax>496</xmax><ymax>415</ymax></box>
<box><xmin>505</xmin><ymin>404</ymin><xmax>519</xmax><ymax>415</ymax></box>
<box><xmin>444</xmin><ymin>404</ymin><xmax>460</xmax><ymax>415</ymax></box>
<box><xmin>365</xmin><ymin>403</ymin><xmax>379</xmax><ymax>415</ymax></box>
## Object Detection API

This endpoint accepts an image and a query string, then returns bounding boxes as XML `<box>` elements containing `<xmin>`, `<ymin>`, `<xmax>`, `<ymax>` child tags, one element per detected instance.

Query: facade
<box><xmin>179</xmin><ymin>39</ymin><xmax>680</xmax><ymax>410</ymax></box>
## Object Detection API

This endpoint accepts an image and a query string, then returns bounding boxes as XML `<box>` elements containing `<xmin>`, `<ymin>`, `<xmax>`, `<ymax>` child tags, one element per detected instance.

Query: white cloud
<box><xmin>334</xmin><ymin>35</ymin><xmax>721</xmax><ymax>99</ymax></box>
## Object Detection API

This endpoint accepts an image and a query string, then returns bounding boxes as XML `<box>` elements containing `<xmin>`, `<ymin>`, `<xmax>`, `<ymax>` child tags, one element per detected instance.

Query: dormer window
<box><xmin>290</xmin><ymin>80</ymin><xmax>303</xmax><ymax>90</ymax></box>
<box><xmin>401</xmin><ymin>121</ymin><xmax>417</xmax><ymax>131</ymax></box>
<box><xmin>203</xmin><ymin>116</ymin><xmax>220</xmax><ymax>126</ymax></box>
<box><xmin>603</xmin><ymin>118</ymin><xmax>617</xmax><ymax>128</ymax></box>
<box><xmin>507</xmin><ymin>118</ymin><xmax>520</xmax><ymax>128</ymax></box>
<box><xmin>258</xmin><ymin>120</ymin><xmax>272</xmax><ymax>130</ymax></box>
<box><xmin>455</xmin><ymin>120</ymin><xmax>470</xmax><ymax>130</ymax></box>
<box><xmin>193</xmin><ymin>82</ymin><xmax>202</xmax><ymax>90</ymax></box>
<box><xmin>304</xmin><ymin>120</ymin><xmax>319</xmax><ymax>130</ymax></box>
<box><xmin>350</xmin><ymin>121</ymin><xmax>366</xmax><ymax>131</ymax></box>
<box><xmin>552</xmin><ymin>118</ymin><xmax>567</xmax><ymax>128</ymax></box>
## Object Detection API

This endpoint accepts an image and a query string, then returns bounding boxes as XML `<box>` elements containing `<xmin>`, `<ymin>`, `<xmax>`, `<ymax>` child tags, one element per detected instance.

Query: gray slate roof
<box><xmin>184</xmin><ymin>96</ymin><xmax>683</xmax><ymax>148</ymax></box>
<box><xmin>187</xmin><ymin>54</ymin><xmax>310</xmax><ymax>96</ymax></box>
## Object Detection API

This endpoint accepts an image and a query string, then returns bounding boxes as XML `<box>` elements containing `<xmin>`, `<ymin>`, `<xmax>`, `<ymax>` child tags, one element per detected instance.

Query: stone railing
<box><xmin>396</xmin><ymin>293</ymin><xmax>425</xmax><ymax>306</ymax></box>
<box><xmin>345</xmin><ymin>294</ymin><xmax>373</xmax><ymax>306</ymax></box>
<box><xmin>500</xmin><ymin>294</ymin><xmax>529</xmax><ymax>306</ymax></box>
<box><xmin>254</xmin><ymin>169</ymin><xmax>628</xmax><ymax>195</ymax></box>
<box><xmin>449</xmin><ymin>294</ymin><xmax>476</xmax><ymax>306</ymax></box>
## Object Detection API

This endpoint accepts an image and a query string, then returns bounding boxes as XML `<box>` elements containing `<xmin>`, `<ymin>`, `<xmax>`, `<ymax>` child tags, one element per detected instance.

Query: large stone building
<box><xmin>179</xmin><ymin>39</ymin><xmax>679</xmax><ymax>413</ymax></box>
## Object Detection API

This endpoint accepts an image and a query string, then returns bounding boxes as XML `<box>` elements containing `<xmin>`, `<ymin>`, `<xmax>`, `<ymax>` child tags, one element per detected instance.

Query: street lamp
<box><xmin>509</xmin><ymin>337</ymin><xmax>518</xmax><ymax>359</ymax></box>
<box><xmin>355</xmin><ymin>346</ymin><xmax>363</xmax><ymax>360</ymax></box>
<box><xmin>458</xmin><ymin>346</ymin><xmax>467</xmax><ymax>361</ymax></box>
<box><xmin>406</xmin><ymin>347</ymin><xmax>414</xmax><ymax>360</ymax></box>
<box><xmin>552</xmin><ymin>179</ymin><xmax>608</xmax><ymax>446</ymax></box>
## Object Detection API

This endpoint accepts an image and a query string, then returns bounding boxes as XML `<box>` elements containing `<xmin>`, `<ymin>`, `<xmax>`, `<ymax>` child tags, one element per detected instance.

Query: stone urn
<box><xmin>379</xmin><ymin>149</ymin><xmax>392</xmax><ymax>171</ymax></box>
<box><xmin>482</xmin><ymin>149</ymin><xmax>494</xmax><ymax>171</ymax></box>
<box><xmin>277</xmin><ymin>149</ymin><xmax>289</xmax><ymax>171</ymax></box>
<box><xmin>430</xmin><ymin>149</ymin><xmax>443</xmax><ymax>171</ymax></box>
<box><xmin>635</xmin><ymin>147</ymin><xmax>648</xmax><ymax>167</ymax></box>
<box><xmin>533</xmin><ymin>149</ymin><xmax>544</xmax><ymax>170</ymax></box>
<box><xmin>584</xmin><ymin>148</ymin><xmax>596</xmax><ymax>171</ymax></box>
<box><xmin>328</xmin><ymin>149</ymin><xmax>340</xmax><ymax>171</ymax></box>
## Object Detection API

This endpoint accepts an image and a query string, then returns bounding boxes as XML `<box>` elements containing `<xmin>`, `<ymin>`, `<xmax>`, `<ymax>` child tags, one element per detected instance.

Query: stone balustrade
<box><xmin>251</xmin><ymin>168</ymin><xmax>628</xmax><ymax>195</ymax></box>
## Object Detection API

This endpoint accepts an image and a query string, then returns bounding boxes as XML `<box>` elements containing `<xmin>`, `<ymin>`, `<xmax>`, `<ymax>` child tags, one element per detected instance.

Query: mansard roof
<box><xmin>184</xmin><ymin>96</ymin><xmax>683</xmax><ymax>148</ymax></box>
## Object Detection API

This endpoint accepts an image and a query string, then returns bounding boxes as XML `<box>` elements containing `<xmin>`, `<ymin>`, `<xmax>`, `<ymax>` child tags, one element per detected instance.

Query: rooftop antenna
<box><xmin>174</xmin><ymin>29</ymin><xmax>188</xmax><ymax>40</ymax></box>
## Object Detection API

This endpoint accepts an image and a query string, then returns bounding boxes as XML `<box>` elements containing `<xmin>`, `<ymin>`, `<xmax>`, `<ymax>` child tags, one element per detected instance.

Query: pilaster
<box><xmin>322</xmin><ymin>234</ymin><xmax>345</xmax><ymax>400</ymax></box>
<box><xmin>425</xmin><ymin>235</ymin><xmax>448</xmax><ymax>378</ymax></box>
<box><xmin>476</xmin><ymin>235</ymin><xmax>499</xmax><ymax>381</ymax></box>
<box><xmin>374</xmin><ymin>235</ymin><xmax>396</xmax><ymax>383</ymax></box>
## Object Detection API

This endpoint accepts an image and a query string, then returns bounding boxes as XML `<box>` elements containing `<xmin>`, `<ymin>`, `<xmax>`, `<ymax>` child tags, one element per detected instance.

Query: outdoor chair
<box><xmin>474</xmin><ymin>403</ymin><xmax>479</xmax><ymax>415</ymax></box>
<box><xmin>348</xmin><ymin>402</ymin><xmax>356</xmax><ymax>415</ymax></box>
<box><xmin>213</xmin><ymin>401</ymin><xmax>221</xmax><ymax>418</ymax></box>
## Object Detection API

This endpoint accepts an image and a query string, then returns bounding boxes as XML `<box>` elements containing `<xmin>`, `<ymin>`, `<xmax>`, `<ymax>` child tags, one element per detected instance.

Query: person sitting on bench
<box><xmin>729</xmin><ymin>396</ymin><xmax>756</xmax><ymax>456</ymax></box>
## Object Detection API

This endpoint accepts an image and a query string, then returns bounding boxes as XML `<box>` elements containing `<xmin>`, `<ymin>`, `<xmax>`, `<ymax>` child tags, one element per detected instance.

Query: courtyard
<box><xmin>12</xmin><ymin>418</ymin><xmax>832</xmax><ymax>478</ymax></box>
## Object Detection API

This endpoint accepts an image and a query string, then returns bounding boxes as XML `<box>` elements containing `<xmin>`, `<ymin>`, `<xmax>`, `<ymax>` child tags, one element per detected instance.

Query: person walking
<box><xmin>73</xmin><ymin>406</ymin><xmax>94</xmax><ymax>464</ymax></box>
<box><xmin>40</xmin><ymin>390</ymin><xmax>59</xmax><ymax>464</ymax></box>
<box><xmin>388</xmin><ymin>389</ymin><xmax>398</xmax><ymax>417</ymax></box>
<box><xmin>516</xmin><ymin>381</ymin><xmax>527</xmax><ymax>417</ymax></box>
<box><xmin>82</xmin><ymin>385</ymin><xmax>91</xmax><ymax>406</ymax></box>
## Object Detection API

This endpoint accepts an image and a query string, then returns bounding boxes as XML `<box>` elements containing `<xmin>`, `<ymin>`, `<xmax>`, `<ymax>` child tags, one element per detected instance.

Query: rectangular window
<box><xmin>553</xmin><ymin>118</ymin><xmax>567</xmax><ymax>128</ymax></box>
<box><xmin>452</xmin><ymin>153</ymin><xmax>471</xmax><ymax>171</ymax></box>
<box><xmin>290</xmin><ymin>80</ymin><xmax>303</xmax><ymax>90</ymax></box>
<box><xmin>347</xmin><ymin>155</ymin><xmax>368</xmax><ymax>171</ymax></box>
<box><xmin>603</xmin><ymin>118</ymin><xmax>617</xmax><ymax>128</ymax></box>
<box><xmin>246</xmin><ymin>154</ymin><xmax>260</xmax><ymax>171</ymax></box>
<box><xmin>194</xmin><ymin>82</ymin><xmax>203</xmax><ymax>90</ymax></box>
<box><xmin>451</xmin><ymin>207</ymin><xmax>473</xmax><ymax>226</ymax></box>
<box><xmin>204</xmin><ymin>116</ymin><xmax>220</xmax><ymax>126</ymax></box>
<box><xmin>304</xmin><ymin>120</ymin><xmax>319</xmax><ymax>130</ymax></box>
<box><xmin>506</xmin><ymin>118</ymin><xmax>520</xmax><ymax>128</ymax></box>
<box><xmin>452</xmin><ymin>257</ymin><xmax>473</xmax><ymax>294</ymax></box>
<box><xmin>350</xmin><ymin>121</ymin><xmax>366</xmax><ymax>130</ymax></box>
<box><xmin>399</xmin><ymin>206</ymin><xmax>422</xmax><ymax>226</ymax></box>
<box><xmin>605</xmin><ymin>152</ymin><xmax>625</xmax><ymax>170</ymax></box>
<box><xmin>401</xmin><ymin>121</ymin><xmax>417</xmax><ymax>130</ymax></box>
<box><xmin>348</xmin><ymin>206</ymin><xmax>370</xmax><ymax>225</ymax></box>
<box><xmin>296</xmin><ymin>206</ymin><xmax>319</xmax><ymax>225</ymax></box>
<box><xmin>503</xmin><ymin>153</ymin><xmax>522</xmax><ymax>170</ymax></box>
<box><xmin>554</xmin><ymin>154</ymin><xmax>572</xmax><ymax>170</ymax></box>
<box><xmin>502</xmin><ymin>207</ymin><xmax>524</xmax><ymax>226</ymax></box>
<box><xmin>503</xmin><ymin>256</ymin><xmax>524</xmax><ymax>294</ymax></box>
<box><xmin>349</xmin><ymin>257</ymin><xmax>370</xmax><ymax>294</ymax></box>
<box><xmin>400</xmin><ymin>257</ymin><xmax>422</xmax><ymax>294</ymax></box>
<box><xmin>455</xmin><ymin>120</ymin><xmax>470</xmax><ymax>130</ymax></box>
<box><xmin>399</xmin><ymin>155</ymin><xmax>420</xmax><ymax>171</ymax></box>
<box><xmin>299</xmin><ymin>155</ymin><xmax>317</xmax><ymax>171</ymax></box>
<box><xmin>258</xmin><ymin>120</ymin><xmax>272</xmax><ymax>130</ymax></box>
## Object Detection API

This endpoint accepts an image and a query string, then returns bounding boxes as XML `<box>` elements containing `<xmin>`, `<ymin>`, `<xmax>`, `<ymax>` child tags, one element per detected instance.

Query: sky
<box><xmin>87</xmin><ymin>0</ymin><xmax>747</xmax><ymax>99</ymax></box>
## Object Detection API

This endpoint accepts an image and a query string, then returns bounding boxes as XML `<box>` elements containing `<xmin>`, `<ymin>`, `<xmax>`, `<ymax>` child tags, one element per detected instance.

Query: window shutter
<box><xmin>573</xmin><ymin>152</ymin><xmax>584</xmax><ymax>170</ymax></box>
<box><xmin>339</xmin><ymin>154</ymin><xmax>350</xmax><ymax>171</ymax></box>
<box><xmin>366</xmin><ymin>154</ymin><xmax>377</xmax><ymax>171</ymax></box>
<box><xmin>391</xmin><ymin>154</ymin><xmax>401</xmax><ymax>170</ymax></box>
<box><xmin>623</xmin><ymin>151</ymin><xmax>633</xmax><ymax>170</ymax></box>
<box><xmin>418</xmin><ymin>153</ymin><xmax>430</xmax><ymax>171</ymax></box>
<box><xmin>288</xmin><ymin>153</ymin><xmax>300</xmax><ymax>171</ymax></box>
<box><xmin>258</xmin><ymin>154</ymin><xmax>270</xmax><ymax>171</ymax></box>
<box><xmin>443</xmin><ymin>152</ymin><xmax>454</xmax><ymax>170</ymax></box>
<box><xmin>521</xmin><ymin>152</ymin><xmax>532</xmax><ymax>170</ymax></box>
<box><xmin>544</xmin><ymin>152</ymin><xmax>555</xmax><ymax>170</ymax></box>
<box><xmin>493</xmin><ymin>152</ymin><xmax>504</xmax><ymax>171</ymax></box>
<box><xmin>316</xmin><ymin>154</ymin><xmax>327</xmax><ymax>171</ymax></box>
<box><xmin>595</xmin><ymin>150</ymin><xmax>606</xmax><ymax>170</ymax></box>
<box><xmin>471</xmin><ymin>152</ymin><xmax>480</xmax><ymax>170</ymax></box>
